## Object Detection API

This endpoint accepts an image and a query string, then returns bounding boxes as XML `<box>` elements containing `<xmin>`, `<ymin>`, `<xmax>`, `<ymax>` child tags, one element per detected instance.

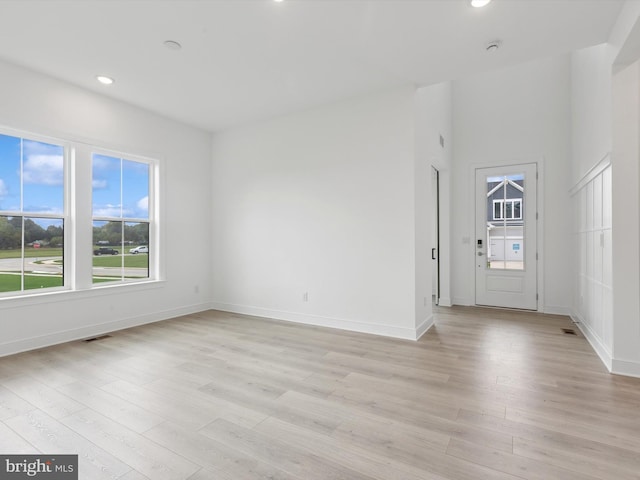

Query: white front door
<box><xmin>475</xmin><ymin>164</ymin><xmax>537</xmax><ymax>310</ymax></box>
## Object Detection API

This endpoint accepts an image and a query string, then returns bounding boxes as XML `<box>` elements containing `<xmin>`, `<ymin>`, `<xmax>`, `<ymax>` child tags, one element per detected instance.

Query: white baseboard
<box><xmin>415</xmin><ymin>314</ymin><xmax>434</xmax><ymax>340</ymax></box>
<box><xmin>611</xmin><ymin>359</ymin><xmax>640</xmax><ymax>378</ymax></box>
<box><xmin>0</xmin><ymin>302</ymin><xmax>212</xmax><ymax>358</ymax></box>
<box><xmin>543</xmin><ymin>305</ymin><xmax>571</xmax><ymax>316</ymax></box>
<box><xmin>452</xmin><ymin>296</ymin><xmax>473</xmax><ymax>306</ymax></box>
<box><xmin>210</xmin><ymin>301</ymin><xmax>425</xmax><ymax>340</ymax></box>
<box><xmin>437</xmin><ymin>297</ymin><xmax>452</xmax><ymax>307</ymax></box>
<box><xmin>570</xmin><ymin>309</ymin><xmax>613</xmax><ymax>372</ymax></box>
<box><xmin>565</xmin><ymin>310</ymin><xmax>640</xmax><ymax>378</ymax></box>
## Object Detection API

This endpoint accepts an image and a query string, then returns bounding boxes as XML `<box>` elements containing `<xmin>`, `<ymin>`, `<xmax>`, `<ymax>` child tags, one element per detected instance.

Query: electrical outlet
<box><xmin>303</xmin><ymin>292</ymin><xmax>309</xmax><ymax>302</ymax></box>
<box><xmin>194</xmin><ymin>285</ymin><xmax>199</xmax><ymax>294</ymax></box>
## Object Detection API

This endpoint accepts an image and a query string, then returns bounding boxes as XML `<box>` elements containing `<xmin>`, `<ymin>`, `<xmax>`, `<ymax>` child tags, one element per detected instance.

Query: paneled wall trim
<box><xmin>570</xmin><ymin>153</ymin><xmax>613</xmax><ymax>371</ymax></box>
<box><xmin>569</xmin><ymin>153</ymin><xmax>612</xmax><ymax>196</ymax></box>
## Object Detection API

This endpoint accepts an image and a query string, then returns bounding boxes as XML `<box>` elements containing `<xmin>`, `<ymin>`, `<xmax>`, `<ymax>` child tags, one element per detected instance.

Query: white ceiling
<box><xmin>0</xmin><ymin>0</ymin><xmax>624</xmax><ymax>133</ymax></box>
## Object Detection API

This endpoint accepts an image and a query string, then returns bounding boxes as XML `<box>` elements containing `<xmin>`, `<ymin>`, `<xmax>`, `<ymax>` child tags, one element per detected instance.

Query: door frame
<box><xmin>432</xmin><ymin>166</ymin><xmax>440</xmax><ymax>305</ymax></box>
<box><xmin>468</xmin><ymin>157</ymin><xmax>545</xmax><ymax>313</ymax></box>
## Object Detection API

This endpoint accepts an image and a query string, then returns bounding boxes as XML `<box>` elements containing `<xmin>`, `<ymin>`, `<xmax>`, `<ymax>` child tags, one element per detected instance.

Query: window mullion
<box><xmin>20</xmin><ymin>139</ymin><xmax>24</xmax><ymax>291</ymax></box>
<box><xmin>74</xmin><ymin>144</ymin><xmax>95</xmax><ymax>290</ymax></box>
<box><xmin>20</xmin><ymin>216</ymin><xmax>24</xmax><ymax>291</ymax></box>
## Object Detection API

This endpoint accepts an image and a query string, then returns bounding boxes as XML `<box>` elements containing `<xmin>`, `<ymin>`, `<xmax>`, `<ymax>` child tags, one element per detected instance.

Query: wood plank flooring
<box><xmin>1</xmin><ymin>306</ymin><xmax>639</xmax><ymax>479</ymax></box>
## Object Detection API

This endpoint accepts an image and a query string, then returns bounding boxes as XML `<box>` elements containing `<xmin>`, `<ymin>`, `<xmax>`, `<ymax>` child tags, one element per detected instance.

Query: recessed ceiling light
<box><xmin>96</xmin><ymin>75</ymin><xmax>114</xmax><ymax>85</ymax></box>
<box><xmin>471</xmin><ymin>0</ymin><xmax>492</xmax><ymax>7</ymax></box>
<box><xmin>274</xmin><ymin>0</ymin><xmax>284</xmax><ymax>3</ymax></box>
<box><xmin>163</xmin><ymin>40</ymin><xmax>182</xmax><ymax>50</ymax></box>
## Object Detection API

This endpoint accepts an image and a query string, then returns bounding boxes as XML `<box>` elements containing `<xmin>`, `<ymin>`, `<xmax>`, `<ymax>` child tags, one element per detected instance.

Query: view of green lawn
<box><xmin>0</xmin><ymin>273</ymin><xmax>139</xmax><ymax>292</ymax></box>
<box><xmin>0</xmin><ymin>246</ymin><xmax>148</xmax><ymax>293</ymax></box>
<box><xmin>0</xmin><ymin>273</ymin><xmax>63</xmax><ymax>292</ymax></box>
<box><xmin>93</xmin><ymin>277</ymin><xmax>118</xmax><ymax>283</ymax></box>
<box><xmin>0</xmin><ymin>247</ymin><xmax>63</xmax><ymax>259</ymax></box>
<box><xmin>92</xmin><ymin>254</ymin><xmax>148</xmax><ymax>268</ymax></box>
<box><xmin>0</xmin><ymin>274</ymin><xmax>20</xmax><ymax>292</ymax></box>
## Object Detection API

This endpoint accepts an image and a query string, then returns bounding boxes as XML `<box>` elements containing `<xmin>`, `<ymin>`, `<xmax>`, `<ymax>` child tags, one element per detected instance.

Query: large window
<box><xmin>0</xmin><ymin>127</ymin><xmax>157</xmax><ymax>298</ymax></box>
<box><xmin>92</xmin><ymin>154</ymin><xmax>150</xmax><ymax>284</ymax></box>
<box><xmin>0</xmin><ymin>133</ymin><xmax>65</xmax><ymax>293</ymax></box>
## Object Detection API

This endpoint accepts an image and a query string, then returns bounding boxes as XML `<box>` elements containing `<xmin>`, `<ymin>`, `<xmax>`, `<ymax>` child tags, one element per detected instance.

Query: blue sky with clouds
<box><xmin>487</xmin><ymin>174</ymin><xmax>525</xmax><ymax>183</ymax></box>
<box><xmin>1</xmin><ymin>134</ymin><xmax>148</xmax><ymax>220</ymax></box>
<box><xmin>92</xmin><ymin>154</ymin><xmax>149</xmax><ymax>219</ymax></box>
<box><xmin>0</xmin><ymin>133</ymin><xmax>64</xmax><ymax>214</ymax></box>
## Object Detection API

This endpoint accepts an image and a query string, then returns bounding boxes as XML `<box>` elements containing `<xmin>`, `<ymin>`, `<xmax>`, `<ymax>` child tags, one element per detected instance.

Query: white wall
<box><xmin>451</xmin><ymin>55</ymin><xmax>573</xmax><ymax>313</ymax></box>
<box><xmin>611</xmin><ymin>60</ymin><xmax>640</xmax><ymax>376</ymax></box>
<box><xmin>570</xmin><ymin>2</ymin><xmax>640</xmax><ymax>377</ymax></box>
<box><xmin>571</xmin><ymin>44</ymin><xmax>614</xmax><ymax>182</ymax></box>
<box><xmin>570</xmin><ymin>45</ymin><xmax>617</xmax><ymax>370</ymax></box>
<box><xmin>0</xmin><ymin>60</ymin><xmax>213</xmax><ymax>356</ymax></box>
<box><xmin>415</xmin><ymin>82</ymin><xmax>453</xmax><ymax>309</ymax></box>
<box><xmin>210</xmin><ymin>87</ymin><xmax>426</xmax><ymax>339</ymax></box>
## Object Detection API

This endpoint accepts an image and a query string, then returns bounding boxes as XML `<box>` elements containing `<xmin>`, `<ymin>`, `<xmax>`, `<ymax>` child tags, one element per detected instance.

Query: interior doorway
<box><xmin>432</xmin><ymin>166</ymin><xmax>440</xmax><ymax>305</ymax></box>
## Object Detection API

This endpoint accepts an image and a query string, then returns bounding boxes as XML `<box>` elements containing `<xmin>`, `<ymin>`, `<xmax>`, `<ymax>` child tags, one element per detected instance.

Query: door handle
<box><xmin>432</xmin><ymin>248</ymin><xmax>437</xmax><ymax>260</ymax></box>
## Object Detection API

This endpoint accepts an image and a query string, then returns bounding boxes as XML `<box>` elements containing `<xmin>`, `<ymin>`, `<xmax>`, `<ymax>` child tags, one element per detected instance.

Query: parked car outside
<box><xmin>94</xmin><ymin>247</ymin><xmax>119</xmax><ymax>255</ymax></box>
<box><xmin>129</xmin><ymin>245</ymin><xmax>149</xmax><ymax>254</ymax></box>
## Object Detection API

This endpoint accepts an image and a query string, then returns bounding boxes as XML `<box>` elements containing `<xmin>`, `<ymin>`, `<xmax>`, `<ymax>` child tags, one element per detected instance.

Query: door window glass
<box><xmin>486</xmin><ymin>174</ymin><xmax>524</xmax><ymax>270</ymax></box>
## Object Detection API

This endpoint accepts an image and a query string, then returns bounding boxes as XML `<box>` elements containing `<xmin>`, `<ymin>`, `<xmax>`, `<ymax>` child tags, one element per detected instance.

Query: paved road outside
<box><xmin>0</xmin><ymin>256</ymin><xmax>147</xmax><ymax>278</ymax></box>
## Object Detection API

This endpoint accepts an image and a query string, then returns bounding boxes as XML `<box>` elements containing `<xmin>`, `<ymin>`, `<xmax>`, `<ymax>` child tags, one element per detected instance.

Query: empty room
<box><xmin>0</xmin><ymin>0</ymin><xmax>639</xmax><ymax>479</ymax></box>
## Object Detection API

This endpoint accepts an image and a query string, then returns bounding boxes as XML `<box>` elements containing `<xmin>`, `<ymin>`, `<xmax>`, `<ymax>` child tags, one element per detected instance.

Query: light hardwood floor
<box><xmin>1</xmin><ymin>307</ymin><xmax>640</xmax><ymax>479</ymax></box>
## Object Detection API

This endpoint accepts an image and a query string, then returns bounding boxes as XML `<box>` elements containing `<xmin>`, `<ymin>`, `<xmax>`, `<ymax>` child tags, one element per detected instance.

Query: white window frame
<box><xmin>90</xmin><ymin>148</ymin><xmax>158</xmax><ymax>286</ymax></box>
<box><xmin>492</xmin><ymin>199</ymin><xmax>503</xmax><ymax>221</ymax></box>
<box><xmin>492</xmin><ymin>198</ymin><xmax>522</xmax><ymax>220</ymax></box>
<box><xmin>0</xmin><ymin>127</ymin><xmax>70</xmax><ymax>297</ymax></box>
<box><xmin>0</xmin><ymin>125</ymin><xmax>160</xmax><ymax>300</ymax></box>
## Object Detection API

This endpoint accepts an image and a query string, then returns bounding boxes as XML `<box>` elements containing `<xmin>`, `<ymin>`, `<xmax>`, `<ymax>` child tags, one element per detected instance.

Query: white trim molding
<box><xmin>210</xmin><ymin>302</ymin><xmax>430</xmax><ymax>341</ymax></box>
<box><xmin>543</xmin><ymin>305</ymin><xmax>571</xmax><ymax>316</ymax></box>
<box><xmin>569</xmin><ymin>152</ymin><xmax>612</xmax><ymax>197</ymax></box>
<box><xmin>611</xmin><ymin>359</ymin><xmax>640</xmax><ymax>379</ymax></box>
<box><xmin>452</xmin><ymin>296</ymin><xmax>473</xmax><ymax>306</ymax></box>
<box><xmin>0</xmin><ymin>302</ymin><xmax>211</xmax><ymax>358</ymax></box>
<box><xmin>416</xmin><ymin>315</ymin><xmax>435</xmax><ymax>340</ymax></box>
<box><xmin>438</xmin><ymin>297</ymin><xmax>453</xmax><ymax>307</ymax></box>
<box><xmin>570</xmin><ymin>309</ymin><xmax>613</xmax><ymax>373</ymax></box>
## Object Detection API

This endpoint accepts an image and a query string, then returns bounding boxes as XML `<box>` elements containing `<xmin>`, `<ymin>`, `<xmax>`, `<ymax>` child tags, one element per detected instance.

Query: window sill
<box><xmin>0</xmin><ymin>279</ymin><xmax>166</xmax><ymax>309</ymax></box>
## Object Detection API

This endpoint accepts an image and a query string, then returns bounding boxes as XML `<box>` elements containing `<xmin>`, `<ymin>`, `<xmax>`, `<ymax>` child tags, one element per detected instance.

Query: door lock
<box><xmin>477</xmin><ymin>252</ymin><xmax>484</xmax><ymax>256</ymax></box>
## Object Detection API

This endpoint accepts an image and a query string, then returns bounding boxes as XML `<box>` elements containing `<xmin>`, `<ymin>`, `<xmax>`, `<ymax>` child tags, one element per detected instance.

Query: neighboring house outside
<box><xmin>485</xmin><ymin>176</ymin><xmax>524</xmax><ymax>268</ymax></box>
